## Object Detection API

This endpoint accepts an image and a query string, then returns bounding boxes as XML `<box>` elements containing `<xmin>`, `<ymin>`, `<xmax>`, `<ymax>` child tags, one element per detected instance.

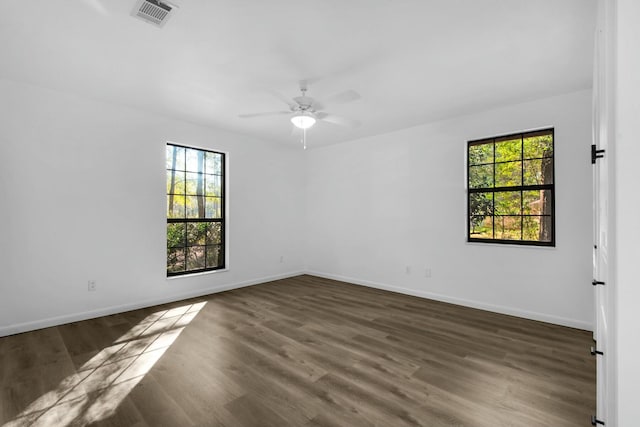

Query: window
<box><xmin>166</xmin><ymin>143</ymin><xmax>225</xmax><ymax>276</ymax></box>
<box><xmin>467</xmin><ymin>128</ymin><xmax>554</xmax><ymax>246</ymax></box>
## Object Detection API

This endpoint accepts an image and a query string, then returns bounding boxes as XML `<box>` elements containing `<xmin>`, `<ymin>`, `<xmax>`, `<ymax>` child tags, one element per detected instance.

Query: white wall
<box><xmin>306</xmin><ymin>90</ymin><xmax>593</xmax><ymax>329</ymax></box>
<box><xmin>0</xmin><ymin>79</ymin><xmax>595</xmax><ymax>336</ymax></box>
<box><xmin>0</xmin><ymin>79</ymin><xmax>306</xmax><ymax>336</ymax></box>
<box><xmin>615</xmin><ymin>0</ymin><xmax>640</xmax><ymax>424</ymax></box>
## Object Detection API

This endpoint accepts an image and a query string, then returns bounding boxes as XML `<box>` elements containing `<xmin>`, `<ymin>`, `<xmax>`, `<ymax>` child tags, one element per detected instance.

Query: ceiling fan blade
<box><xmin>321</xmin><ymin>90</ymin><xmax>361</xmax><ymax>106</ymax></box>
<box><xmin>238</xmin><ymin>111</ymin><xmax>291</xmax><ymax>119</ymax></box>
<box><xmin>267</xmin><ymin>89</ymin><xmax>297</xmax><ymax>110</ymax></box>
<box><xmin>317</xmin><ymin>113</ymin><xmax>361</xmax><ymax>128</ymax></box>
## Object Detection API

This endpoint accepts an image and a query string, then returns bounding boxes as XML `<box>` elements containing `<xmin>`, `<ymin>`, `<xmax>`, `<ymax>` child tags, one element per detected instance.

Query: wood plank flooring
<box><xmin>0</xmin><ymin>275</ymin><xmax>595</xmax><ymax>426</ymax></box>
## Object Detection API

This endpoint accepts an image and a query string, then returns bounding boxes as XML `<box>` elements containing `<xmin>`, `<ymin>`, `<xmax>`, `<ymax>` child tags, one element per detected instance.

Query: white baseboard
<box><xmin>0</xmin><ymin>270</ymin><xmax>304</xmax><ymax>337</ymax></box>
<box><xmin>306</xmin><ymin>270</ymin><xmax>593</xmax><ymax>331</ymax></box>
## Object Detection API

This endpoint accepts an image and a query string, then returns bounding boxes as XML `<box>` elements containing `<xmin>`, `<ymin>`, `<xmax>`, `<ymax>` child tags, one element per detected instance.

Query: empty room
<box><xmin>1</xmin><ymin>1</ymin><xmax>638</xmax><ymax>426</ymax></box>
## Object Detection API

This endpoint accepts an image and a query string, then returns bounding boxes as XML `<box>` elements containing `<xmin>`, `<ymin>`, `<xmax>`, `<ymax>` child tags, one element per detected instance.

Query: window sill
<box><xmin>465</xmin><ymin>240</ymin><xmax>556</xmax><ymax>250</ymax></box>
<box><xmin>166</xmin><ymin>268</ymin><xmax>229</xmax><ymax>280</ymax></box>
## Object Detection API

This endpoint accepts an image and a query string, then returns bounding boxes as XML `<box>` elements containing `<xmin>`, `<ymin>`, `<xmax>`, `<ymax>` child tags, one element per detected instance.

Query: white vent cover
<box><xmin>131</xmin><ymin>0</ymin><xmax>177</xmax><ymax>28</ymax></box>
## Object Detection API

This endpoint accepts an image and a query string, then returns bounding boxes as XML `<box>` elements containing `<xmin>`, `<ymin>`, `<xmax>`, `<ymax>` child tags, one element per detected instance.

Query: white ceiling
<box><xmin>0</xmin><ymin>0</ymin><xmax>596</xmax><ymax>148</ymax></box>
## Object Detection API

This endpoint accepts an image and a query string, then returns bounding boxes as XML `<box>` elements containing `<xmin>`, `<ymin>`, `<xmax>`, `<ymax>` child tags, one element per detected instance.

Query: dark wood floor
<box><xmin>1</xmin><ymin>275</ymin><xmax>595</xmax><ymax>427</ymax></box>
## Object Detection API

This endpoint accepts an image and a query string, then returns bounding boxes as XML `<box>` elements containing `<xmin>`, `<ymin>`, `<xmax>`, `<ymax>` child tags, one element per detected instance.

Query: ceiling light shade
<box><xmin>291</xmin><ymin>113</ymin><xmax>316</xmax><ymax>129</ymax></box>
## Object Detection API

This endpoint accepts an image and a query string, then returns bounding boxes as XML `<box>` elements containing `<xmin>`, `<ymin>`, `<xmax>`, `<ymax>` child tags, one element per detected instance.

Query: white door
<box><xmin>592</xmin><ymin>0</ymin><xmax>613</xmax><ymax>421</ymax></box>
<box><xmin>592</xmin><ymin>101</ymin><xmax>609</xmax><ymax>424</ymax></box>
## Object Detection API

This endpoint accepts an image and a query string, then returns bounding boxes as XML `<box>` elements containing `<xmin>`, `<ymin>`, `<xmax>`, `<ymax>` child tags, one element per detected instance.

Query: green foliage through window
<box><xmin>167</xmin><ymin>144</ymin><xmax>225</xmax><ymax>275</ymax></box>
<box><xmin>467</xmin><ymin>129</ymin><xmax>554</xmax><ymax>246</ymax></box>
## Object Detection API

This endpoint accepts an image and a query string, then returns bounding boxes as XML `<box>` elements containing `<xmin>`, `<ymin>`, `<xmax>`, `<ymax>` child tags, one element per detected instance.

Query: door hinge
<box><xmin>591</xmin><ymin>415</ymin><xmax>605</xmax><ymax>425</ymax></box>
<box><xmin>592</xmin><ymin>279</ymin><xmax>606</xmax><ymax>286</ymax></box>
<box><xmin>592</xmin><ymin>144</ymin><xmax>605</xmax><ymax>164</ymax></box>
<box><xmin>590</xmin><ymin>346</ymin><xmax>604</xmax><ymax>356</ymax></box>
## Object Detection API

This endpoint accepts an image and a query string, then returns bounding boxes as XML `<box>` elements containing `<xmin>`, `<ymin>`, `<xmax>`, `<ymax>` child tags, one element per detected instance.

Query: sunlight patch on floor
<box><xmin>5</xmin><ymin>301</ymin><xmax>206</xmax><ymax>427</ymax></box>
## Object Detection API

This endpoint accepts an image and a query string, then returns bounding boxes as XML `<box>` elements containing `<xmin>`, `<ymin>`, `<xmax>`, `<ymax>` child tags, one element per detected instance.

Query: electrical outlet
<box><xmin>88</xmin><ymin>280</ymin><xmax>97</xmax><ymax>292</ymax></box>
<box><xmin>280</xmin><ymin>255</ymin><xmax>284</xmax><ymax>263</ymax></box>
<box><xmin>405</xmin><ymin>265</ymin><xmax>411</xmax><ymax>274</ymax></box>
<box><xmin>425</xmin><ymin>268</ymin><xmax>432</xmax><ymax>278</ymax></box>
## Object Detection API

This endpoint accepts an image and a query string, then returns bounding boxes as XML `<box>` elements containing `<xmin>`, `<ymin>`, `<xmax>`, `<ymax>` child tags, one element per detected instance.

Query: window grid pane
<box><xmin>467</xmin><ymin>129</ymin><xmax>554</xmax><ymax>246</ymax></box>
<box><xmin>167</xmin><ymin>143</ymin><xmax>225</xmax><ymax>275</ymax></box>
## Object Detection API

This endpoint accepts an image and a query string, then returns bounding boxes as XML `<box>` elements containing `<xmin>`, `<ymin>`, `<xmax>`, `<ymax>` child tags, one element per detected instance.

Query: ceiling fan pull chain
<box><xmin>303</xmin><ymin>128</ymin><xmax>307</xmax><ymax>150</ymax></box>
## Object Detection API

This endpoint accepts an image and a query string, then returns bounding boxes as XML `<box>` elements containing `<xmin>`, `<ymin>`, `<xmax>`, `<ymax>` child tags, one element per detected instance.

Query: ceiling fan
<box><xmin>238</xmin><ymin>81</ymin><xmax>361</xmax><ymax>149</ymax></box>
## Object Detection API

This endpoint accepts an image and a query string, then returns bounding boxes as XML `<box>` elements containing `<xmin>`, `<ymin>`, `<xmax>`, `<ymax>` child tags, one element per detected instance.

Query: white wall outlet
<box><xmin>280</xmin><ymin>255</ymin><xmax>284</xmax><ymax>263</ymax></box>
<box><xmin>88</xmin><ymin>280</ymin><xmax>97</xmax><ymax>291</ymax></box>
<box><xmin>425</xmin><ymin>268</ymin><xmax>432</xmax><ymax>278</ymax></box>
<box><xmin>405</xmin><ymin>265</ymin><xmax>411</xmax><ymax>274</ymax></box>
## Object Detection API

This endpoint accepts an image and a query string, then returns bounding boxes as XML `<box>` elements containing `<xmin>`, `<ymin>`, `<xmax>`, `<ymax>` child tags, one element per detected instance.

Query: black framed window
<box><xmin>166</xmin><ymin>143</ymin><xmax>225</xmax><ymax>276</ymax></box>
<box><xmin>467</xmin><ymin>128</ymin><xmax>555</xmax><ymax>246</ymax></box>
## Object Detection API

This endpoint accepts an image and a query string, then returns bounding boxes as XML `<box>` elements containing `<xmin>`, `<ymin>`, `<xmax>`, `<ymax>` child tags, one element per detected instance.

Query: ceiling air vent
<box><xmin>131</xmin><ymin>0</ymin><xmax>177</xmax><ymax>28</ymax></box>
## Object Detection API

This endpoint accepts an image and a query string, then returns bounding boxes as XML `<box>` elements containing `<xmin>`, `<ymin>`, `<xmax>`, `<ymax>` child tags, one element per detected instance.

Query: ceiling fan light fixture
<box><xmin>291</xmin><ymin>112</ymin><xmax>316</xmax><ymax>129</ymax></box>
